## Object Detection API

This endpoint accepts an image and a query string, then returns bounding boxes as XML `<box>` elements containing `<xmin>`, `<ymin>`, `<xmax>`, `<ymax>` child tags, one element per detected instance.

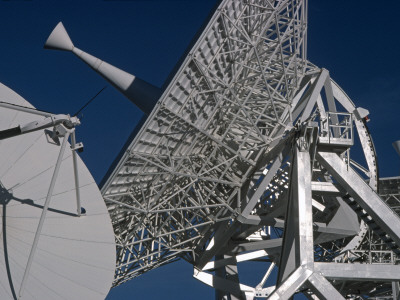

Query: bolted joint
<box><xmin>53</xmin><ymin>124</ymin><xmax>71</xmax><ymax>137</ymax></box>
<box><xmin>71</xmin><ymin>142</ymin><xmax>84</xmax><ymax>153</ymax></box>
<box><xmin>62</xmin><ymin>115</ymin><xmax>80</xmax><ymax>129</ymax></box>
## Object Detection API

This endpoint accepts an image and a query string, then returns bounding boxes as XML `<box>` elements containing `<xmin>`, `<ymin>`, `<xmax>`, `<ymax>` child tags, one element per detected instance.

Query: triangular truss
<box><xmin>102</xmin><ymin>0</ymin><xmax>311</xmax><ymax>286</ymax></box>
<box><xmin>194</xmin><ymin>70</ymin><xmax>400</xmax><ymax>299</ymax></box>
<box><xmin>99</xmin><ymin>0</ymin><xmax>400</xmax><ymax>298</ymax></box>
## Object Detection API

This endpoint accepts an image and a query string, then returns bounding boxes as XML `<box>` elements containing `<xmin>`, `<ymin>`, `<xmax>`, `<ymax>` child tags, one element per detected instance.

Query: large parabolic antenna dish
<box><xmin>0</xmin><ymin>82</ymin><xmax>115</xmax><ymax>299</ymax></box>
<box><xmin>46</xmin><ymin>0</ymin><xmax>400</xmax><ymax>299</ymax></box>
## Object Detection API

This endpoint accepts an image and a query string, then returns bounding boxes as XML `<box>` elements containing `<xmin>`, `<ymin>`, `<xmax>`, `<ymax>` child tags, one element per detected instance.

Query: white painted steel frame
<box><xmin>102</xmin><ymin>0</ymin><xmax>311</xmax><ymax>286</ymax></box>
<box><xmin>99</xmin><ymin>0</ymin><xmax>400</xmax><ymax>298</ymax></box>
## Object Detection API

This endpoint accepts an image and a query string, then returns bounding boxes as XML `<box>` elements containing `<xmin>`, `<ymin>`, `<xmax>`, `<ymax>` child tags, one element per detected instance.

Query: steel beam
<box><xmin>317</xmin><ymin>151</ymin><xmax>400</xmax><ymax>247</ymax></box>
<box><xmin>277</xmin><ymin>146</ymin><xmax>313</xmax><ymax>283</ymax></box>
<box><xmin>315</xmin><ymin>263</ymin><xmax>400</xmax><ymax>281</ymax></box>
<box><xmin>203</xmin><ymin>250</ymin><xmax>269</xmax><ymax>271</ymax></box>
<box><xmin>268</xmin><ymin>267</ymin><xmax>313</xmax><ymax>300</ymax></box>
<box><xmin>307</xmin><ymin>272</ymin><xmax>345</xmax><ymax>300</ymax></box>
<box><xmin>299</xmin><ymin>69</ymin><xmax>329</xmax><ymax>122</ymax></box>
<box><xmin>311</xmin><ymin>181</ymin><xmax>342</xmax><ymax>196</ymax></box>
<box><xmin>194</xmin><ymin>270</ymin><xmax>253</xmax><ymax>299</ymax></box>
<box><xmin>241</xmin><ymin>149</ymin><xmax>287</xmax><ymax>218</ymax></box>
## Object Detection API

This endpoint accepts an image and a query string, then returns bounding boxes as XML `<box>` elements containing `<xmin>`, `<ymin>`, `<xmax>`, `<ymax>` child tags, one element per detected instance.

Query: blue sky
<box><xmin>0</xmin><ymin>0</ymin><xmax>400</xmax><ymax>299</ymax></box>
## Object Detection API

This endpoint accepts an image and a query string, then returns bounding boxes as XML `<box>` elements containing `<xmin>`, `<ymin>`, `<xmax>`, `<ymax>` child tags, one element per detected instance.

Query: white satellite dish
<box><xmin>0</xmin><ymin>82</ymin><xmax>115</xmax><ymax>299</ymax></box>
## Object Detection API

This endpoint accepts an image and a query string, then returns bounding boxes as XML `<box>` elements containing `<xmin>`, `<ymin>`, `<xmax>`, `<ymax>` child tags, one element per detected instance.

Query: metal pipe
<box><xmin>71</xmin><ymin>130</ymin><xmax>82</xmax><ymax>216</ymax></box>
<box><xmin>257</xmin><ymin>262</ymin><xmax>276</xmax><ymax>290</ymax></box>
<box><xmin>19</xmin><ymin>131</ymin><xmax>71</xmax><ymax>299</ymax></box>
<box><xmin>0</xmin><ymin>101</ymin><xmax>53</xmax><ymax>117</ymax></box>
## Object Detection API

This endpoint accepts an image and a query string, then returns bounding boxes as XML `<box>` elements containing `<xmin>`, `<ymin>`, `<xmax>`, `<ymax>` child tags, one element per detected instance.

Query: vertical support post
<box><xmin>214</xmin><ymin>255</ymin><xmax>241</xmax><ymax>300</ymax></box>
<box><xmin>392</xmin><ymin>281</ymin><xmax>399</xmax><ymax>300</ymax></box>
<box><xmin>71</xmin><ymin>130</ymin><xmax>82</xmax><ymax>216</ymax></box>
<box><xmin>324</xmin><ymin>77</ymin><xmax>340</xmax><ymax>137</ymax></box>
<box><xmin>224</xmin><ymin>257</ymin><xmax>240</xmax><ymax>300</ymax></box>
<box><xmin>276</xmin><ymin>145</ymin><xmax>313</xmax><ymax>284</ymax></box>
<box><xmin>214</xmin><ymin>254</ymin><xmax>227</xmax><ymax>300</ymax></box>
<box><xmin>18</xmin><ymin>131</ymin><xmax>71</xmax><ymax>299</ymax></box>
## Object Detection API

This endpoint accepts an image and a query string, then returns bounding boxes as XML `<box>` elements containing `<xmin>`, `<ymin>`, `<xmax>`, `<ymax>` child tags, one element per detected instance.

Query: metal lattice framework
<box><xmin>333</xmin><ymin>177</ymin><xmax>400</xmax><ymax>299</ymax></box>
<box><xmin>98</xmin><ymin>0</ymin><xmax>400</xmax><ymax>299</ymax></box>
<box><xmin>102</xmin><ymin>0</ymin><xmax>311</xmax><ymax>285</ymax></box>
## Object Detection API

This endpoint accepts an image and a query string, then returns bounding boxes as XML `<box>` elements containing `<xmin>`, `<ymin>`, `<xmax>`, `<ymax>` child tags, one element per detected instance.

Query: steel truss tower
<box><xmin>93</xmin><ymin>0</ymin><xmax>400</xmax><ymax>299</ymax></box>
